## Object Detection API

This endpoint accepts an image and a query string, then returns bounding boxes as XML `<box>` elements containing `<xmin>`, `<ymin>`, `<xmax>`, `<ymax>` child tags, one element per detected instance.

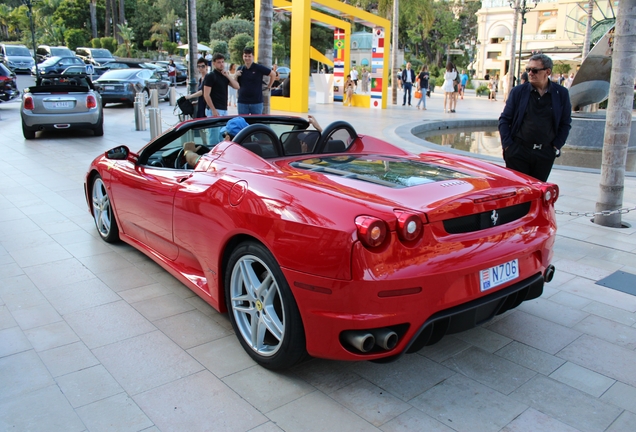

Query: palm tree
<box><xmin>117</xmin><ymin>23</ymin><xmax>135</xmax><ymax>58</ymax></box>
<box><xmin>594</xmin><ymin>0</ymin><xmax>636</xmax><ymax>227</ymax></box>
<box><xmin>90</xmin><ymin>0</ymin><xmax>98</xmax><ymax>39</ymax></box>
<box><xmin>150</xmin><ymin>21</ymin><xmax>170</xmax><ymax>52</ymax></box>
<box><xmin>258</xmin><ymin>0</ymin><xmax>273</xmax><ymax>114</ymax></box>
<box><xmin>0</xmin><ymin>4</ymin><xmax>11</xmax><ymax>40</ymax></box>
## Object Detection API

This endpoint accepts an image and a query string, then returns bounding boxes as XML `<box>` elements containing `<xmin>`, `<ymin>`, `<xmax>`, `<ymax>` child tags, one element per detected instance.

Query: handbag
<box><xmin>177</xmin><ymin>96</ymin><xmax>194</xmax><ymax>117</ymax></box>
<box><xmin>414</xmin><ymin>90</ymin><xmax>422</xmax><ymax>99</ymax></box>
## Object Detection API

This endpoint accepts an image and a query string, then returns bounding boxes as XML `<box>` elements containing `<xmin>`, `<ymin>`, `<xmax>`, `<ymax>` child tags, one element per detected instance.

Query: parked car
<box><xmin>75</xmin><ymin>47</ymin><xmax>115</xmax><ymax>66</ymax></box>
<box><xmin>62</xmin><ymin>65</ymin><xmax>108</xmax><ymax>78</ymax></box>
<box><xmin>21</xmin><ymin>74</ymin><xmax>103</xmax><ymax>139</ymax></box>
<box><xmin>84</xmin><ymin>115</ymin><xmax>559</xmax><ymax>370</ymax></box>
<box><xmin>93</xmin><ymin>68</ymin><xmax>171</xmax><ymax>106</ymax></box>
<box><xmin>0</xmin><ymin>44</ymin><xmax>35</xmax><ymax>74</ymax></box>
<box><xmin>0</xmin><ymin>63</ymin><xmax>19</xmax><ymax>103</ymax></box>
<box><xmin>277</xmin><ymin>66</ymin><xmax>290</xmax><ymax>80</ymax></box>
<box><xmin>154</xmin><ymin>60</ymin><xmax>187</xmax><ymax>84</ymax></box>
<box><xmin>36</xmin><ymin>45</ymin><xmax>75</xmax><ymax>63</ymax></box>
<box><xmin>103</xmin><ymin>61</ymin><xmax>169</xmax><ymax>80</ymax></box>
<box><xmin>33</xmin><ymin>56</ymin><xmax>86</xmax><ymax>75</ymax></box>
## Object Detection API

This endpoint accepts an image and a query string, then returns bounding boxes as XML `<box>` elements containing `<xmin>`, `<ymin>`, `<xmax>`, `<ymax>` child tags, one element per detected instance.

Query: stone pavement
<box><xmin>1</xmin><ymin>83</ymin><xmax>636</xmax><ymax>432</ymax></box>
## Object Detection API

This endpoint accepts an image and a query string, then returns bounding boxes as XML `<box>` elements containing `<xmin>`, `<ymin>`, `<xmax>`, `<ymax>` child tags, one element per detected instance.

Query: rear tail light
<box><xmin>355</xmin><ymin>216</ymin><xmax>388</xmax><ymax>249</ymax></box>
<box><xmin>394</xmin><ymin>210</ymin><xmax>424</xmax><ymax>243</ymax></box>
<box><xmin>23</xmin><ymin>95</ymin><xmax>34</xmax><ymax>110</ymax></box>
<box><xmin>86</xmin><ymin>94</ymin><xmax>97</xmax><ymax>108</ymax></box>
<box><xmin>541</xmin><ymin>183</ymin><xmax>559</xmax><ymax>205</ymax></box>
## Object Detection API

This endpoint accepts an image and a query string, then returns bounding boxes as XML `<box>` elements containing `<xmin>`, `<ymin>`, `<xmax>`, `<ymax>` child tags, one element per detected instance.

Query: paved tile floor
<box><xmin>1</xmin><ymin>81</ymin><xmax>636</xmax><ymax>431</ymax></box>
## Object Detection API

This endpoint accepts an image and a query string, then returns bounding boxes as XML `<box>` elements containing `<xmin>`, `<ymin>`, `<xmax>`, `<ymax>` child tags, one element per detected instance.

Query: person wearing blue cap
<box><xmin>183</xmin><ymin>117</ymin><xmax>250</xmax><ymax>166</ymax></box>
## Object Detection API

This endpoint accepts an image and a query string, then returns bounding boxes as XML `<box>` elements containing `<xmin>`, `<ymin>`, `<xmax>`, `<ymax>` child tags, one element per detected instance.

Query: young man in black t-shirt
<box><xmin>203</xmin><ymin>53</ymin><xmax>239</xmax><ymax>117</ymax></box>
<box><xmin>235</xmin><ymin>47</ymin><xmax>277</xmax><ymax>115</ymax></box>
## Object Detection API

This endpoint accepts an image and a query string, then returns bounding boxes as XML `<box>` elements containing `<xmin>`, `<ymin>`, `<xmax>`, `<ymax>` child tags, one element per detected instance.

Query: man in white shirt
<box><xmin>350</xmin><ymin>67</ymin><xmax>359</xmax><ymax>92</ymax></box>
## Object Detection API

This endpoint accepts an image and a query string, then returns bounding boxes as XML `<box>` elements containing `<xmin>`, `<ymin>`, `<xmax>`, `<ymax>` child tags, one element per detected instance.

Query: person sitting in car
<box><xmin>182</xmin><ymin>117</ymin><xmax>250</xmax><ymax>166</ymax></box>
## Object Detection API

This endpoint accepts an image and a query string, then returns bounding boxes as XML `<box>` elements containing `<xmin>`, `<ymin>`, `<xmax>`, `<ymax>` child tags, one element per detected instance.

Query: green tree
<box><xmin>209</xmin><ymin>16</ymin><xmax>254</xmax><ymax>42</ymax></box>
<box><xmin>197</xmin><ymin>0</ymin><xmax>224</xmax><ymax>43</ymax></box>
<box><xmin>211</xmin><ymin>40</ymin><xmax>228</xmax><ymax>56</ymax></box>
<box><xmin>272</xmin><ymin>42</ymin><xmax>285</xmax><ymax>64</ymax></box>
<box><xmin>100</xmin><ymin>36</ymin><xmax>117</xmax><ymax>53</ymax></box>
<box><xmin>53</xmin><ymin>0</ymin><xmax>91</xmax><ymax>31</ymax></box>
<box><xmin>115</xmin><ymin>23</ymin><xmax>135</xmax><ymax>57</ymax></box>
<box><xmin>128</xmin><ymin>0</ymin><xmax>161</xmax><ymax>50</ymax></box>
<box><xmin>64</xmin><ymin>28</ymin><xmax>89</xmax><ymax>50</ymax></box>
<box><xmin>219</xmin><ymin>0</ymin><xmax>253</xmax><ymax>20</ymax></box>
<box><xmin>91</xmin><ymin>38</ymin><xmax>102</xmax><ymax>48</ymax></box>
<box><xmin>228</xmin><ymin>32</ymin><xmax>253</xmax><ymax>64</ymax></box>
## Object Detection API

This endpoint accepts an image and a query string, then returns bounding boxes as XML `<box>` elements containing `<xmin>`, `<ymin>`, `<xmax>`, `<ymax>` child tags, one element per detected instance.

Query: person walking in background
<box><xmin>401</xmin><ymin>62</ymin><xmax>416</xmax><ymax>106</ymax></box>
<box><xmin>235</xmin><ymin>47</ymin><xmax>276</xmax><ymax>114</ymax></box>
<box><xmin>167</xmin><ymin>60</ymin><xmax>177</xmax><ymax>86</ymax></box>
<box><xmin>498</xmin><ymin>54</ymin><xmax>572</xmax><ymax>182</ymax></box>
<box><xmin>488</xmin><ymin>76</ymin><xmax>498</xmax><ymax>101</ymax></box>
<box><xmin>361</xmin><ymin>67</ymin><xmax>369</xmax><ymax>93</ymax></box>
<box><xmin>343</xmin><ymin>74</ymin><xmax>355</xmax><ymax>106</ymax></box>
<box><xmin>228</xmin><ymin>63</ymin><xmax>238</xmax><ymax>107</ymax></box>
<box><xmin>519</xmin><ymin>71</ymin><xmax>529</xmax><ymax>84</ymax></box>
<box><xmin>442</xmin><ymin>61</ymin><xmax>457</xmax><ymax>113</ymax></box>
<box><xmin>397</xmin><ymin>68</ymin><xmax>403</xmax><ymax>91</ymax></box>
<box><xmin>350</xmin><ymin>67</ymin><xmax>359</xmax><ymax>92</ymax></box>
<box><xmin>564</xmin><ymin>72</ymin><xmax>575</xmax><ymax>88</ymax></box>
<box><xmin>416</xmin><ymin>65</ymin><xmax>429</xmax><ymax>110</ymax></box>
<box><xmin>459</xmin><ymin>69</ymin><xmax>468</xmax><ymax>99</ymax></box>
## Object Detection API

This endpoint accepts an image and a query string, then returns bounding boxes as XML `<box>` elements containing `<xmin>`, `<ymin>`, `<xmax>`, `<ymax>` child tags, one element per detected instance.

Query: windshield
<box><xmin>40</xmin><ymin>56</ymin><xmax>62</xmax><ymax>66</ymax></box>
<box><xmin>6</xmin><ymin>46</ymin><xmax>31</xmax><ymax>56</ymax></box>
<box><xmin>91</xmin><ymin>49</ymin><xmax>114</xmax><ymax>58</ymax></box>
<box><xmin>50</xmin><ymin>47</ymin><xmax>74</xmax><ymax>57</ymax></box>
<box><xmin>98</xmin><ymin>69</ymin><xmax>138</xmax><ymax>80</ymax></box>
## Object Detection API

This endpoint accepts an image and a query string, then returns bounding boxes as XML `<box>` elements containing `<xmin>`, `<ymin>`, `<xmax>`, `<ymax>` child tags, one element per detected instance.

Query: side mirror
<box><xmin>105</xmin><ymin>145</ymin><xmax>130</xmax><ymax>160</ymax></box>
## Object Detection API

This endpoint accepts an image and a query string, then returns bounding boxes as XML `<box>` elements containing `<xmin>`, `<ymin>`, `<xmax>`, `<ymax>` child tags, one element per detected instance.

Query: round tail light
<box><xmin>355</xmin><ymin>216</ymin><xmax>388</xmax><ymax>249</ymax></box>
<box><xmin>395</xmin><ymin>211</ymin><xmax>423</xmax><ymax>242</ymax></box>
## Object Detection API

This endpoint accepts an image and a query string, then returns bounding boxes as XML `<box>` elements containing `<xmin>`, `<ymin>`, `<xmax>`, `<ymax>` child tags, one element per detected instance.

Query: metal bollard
<box><xmin>133</xmin><ymin>94</ymin><xmax>146</xmax><ymax>131</ymax></box>
<box><xmin>150</xmin><ymin>89</ymin><xmax>159</xmax><ymax>108</ymax></box>
<box><xmin>169</xmin><ymin>86</ymin><xmax>177</xmax><ymax>106</ymax></box>
<box><xmin>148</xmin><ymin>107</ymin><xmax>162</xmax><ymax>139</ymax></box>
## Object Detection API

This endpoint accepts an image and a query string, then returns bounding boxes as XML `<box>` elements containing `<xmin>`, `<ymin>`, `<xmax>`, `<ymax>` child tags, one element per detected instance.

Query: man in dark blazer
<box><xmin>401</xmin><ymin>62</ymin><xmax>416</xmax><ymax>106</ymax></box>
<box><xmin>498</xmin><ymin>54</ymin><xmax>572</xmax><ymax>182</ymax></box>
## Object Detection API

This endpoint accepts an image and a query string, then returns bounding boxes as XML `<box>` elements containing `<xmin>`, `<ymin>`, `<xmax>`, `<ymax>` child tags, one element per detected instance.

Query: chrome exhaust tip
<box><xmin>544</xmin><ymin>265</ymin><xmax>555</xmax><ymax>283</ymax></box>
<box><xmin>342</xmin><ymin>330</ymin><xmax>375</xmax><ymax>353</ymax></box>
<box><xmin>371</xmin><ymin>328</ymin><xmax>399</xmax><ymax>350</ymax></box>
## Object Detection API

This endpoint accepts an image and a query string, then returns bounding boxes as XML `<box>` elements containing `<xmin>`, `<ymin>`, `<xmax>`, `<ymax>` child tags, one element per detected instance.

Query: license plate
<box><xmin>105</xmin><ymin>85</ymin><xmax>115</xmax><ymax>90</ymax></box>
<box><xmin>480</xmin><ymin>259</ymin><xmax>519</xmax><ymax>292</ymax></box>
<box><xmin>53</xmin><ymin>101</ymin><xmax>73</xmax><ymax>109</ymax></box>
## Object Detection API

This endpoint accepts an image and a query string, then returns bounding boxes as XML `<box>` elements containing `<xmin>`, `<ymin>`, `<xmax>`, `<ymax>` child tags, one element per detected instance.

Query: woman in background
<box><xmin>442</xmin><ymin>61</ymin><xmax>457</xmax><ymax>113</ymax></box>
<box><xmin>416</xmin><ymin>65</ymin><xmax>429</xmax><ymax>110</ymax></box>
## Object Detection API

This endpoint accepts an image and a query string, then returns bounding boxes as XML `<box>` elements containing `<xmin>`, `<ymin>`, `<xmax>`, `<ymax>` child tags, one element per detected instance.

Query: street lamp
<box><xmin>21</xmin><ymin>0</ymin><xmax>39</xmax><ymax>81</ymax></box>
<box><xmin>509</xmin><ymin>0</ymin><xmax>538</xmax><ymax>82</ymax></box>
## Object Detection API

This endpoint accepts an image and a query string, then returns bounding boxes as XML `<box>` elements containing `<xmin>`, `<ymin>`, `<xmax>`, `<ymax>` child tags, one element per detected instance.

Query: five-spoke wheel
<box><xmin>91</xmin><ymin>175</ymin><xmax>119</xmax><ymax>243</ymax></box>
<box><xmin>226</xmin><ymin>241</ymin><xmax>305</xmax><ymax>369</ymax></box>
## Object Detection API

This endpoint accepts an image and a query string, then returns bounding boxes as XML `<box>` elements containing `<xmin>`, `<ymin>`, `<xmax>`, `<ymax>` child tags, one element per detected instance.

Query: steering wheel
<box><xmin>174</xmin><ymin>145</ymin><xmax>210</xmax><ymax>169</ymax></box>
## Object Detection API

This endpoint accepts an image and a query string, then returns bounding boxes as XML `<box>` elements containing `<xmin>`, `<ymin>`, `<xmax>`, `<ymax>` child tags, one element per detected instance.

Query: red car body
<box><xmin>85</xmin><ymin>115</ymin><xmax>558</xmax><ymax>369</ymax></box>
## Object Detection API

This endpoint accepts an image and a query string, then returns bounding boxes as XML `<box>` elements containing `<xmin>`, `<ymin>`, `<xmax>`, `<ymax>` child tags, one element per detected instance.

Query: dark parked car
<box><xmin>0</xmin><ymin>63</ymin><xmax>19</xmax><ymax>102</ymax></box>
<box><xmin>103</xmin><ymin>61</ymin><xmax>169</xmax><ymax>80</ymax></box>
<box><xmin>36</xmin><ymin>45</ymin><xmax>75</xmax><ymax>63</ymax></box>
<box><xmin>33</xmin><ymin>56</ymin><xmax>85</xmax><ymax>75</ymax></box>
<box><xmin>94</xmin><ymin>68</ymin><xmax>171</xmax><ymax>106</ymax></box>
<box><xmin>75</xmin><ymin>47</ymin><xmax>115</xmax><ymax>66</ymax></box>
<box><xmin>154</xmin><ymin>61</ymin><xmax>187</xmax><ymax>84</ymax></box>
<box><xmin>62</xmin><ymin>65</ymin><xmax>108</xmax><ymax>78</ymax></box>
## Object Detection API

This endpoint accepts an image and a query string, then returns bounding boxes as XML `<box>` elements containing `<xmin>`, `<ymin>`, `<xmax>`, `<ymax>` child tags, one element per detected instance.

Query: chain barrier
<box><xmin>555</xmin><ymin>205</ymin><xmax>636</xmax><ymax>217</ymax></box>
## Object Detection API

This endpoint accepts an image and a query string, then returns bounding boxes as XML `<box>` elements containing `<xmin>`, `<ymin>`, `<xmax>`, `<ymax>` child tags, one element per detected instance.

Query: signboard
<box><xmin>447</xmin><ymin>49</ymin><xmax>465</xmax><ymax>55</ymax></box>
<box><xmin>85</xmin><ymin>64</ymin><xmax>95</xmax><ymax>75</ymax></box>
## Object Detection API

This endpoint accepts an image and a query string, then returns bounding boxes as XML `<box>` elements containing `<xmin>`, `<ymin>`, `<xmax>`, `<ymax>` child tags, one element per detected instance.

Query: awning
<box><xmin>489</xmin><ymin>25</ymin><xmax>510</xmax><ymax>39</ymax></box>
<box><xmin>538</xmin><ymin>18</ymin><xmax>557</xmax><ymax>34</ymax></box>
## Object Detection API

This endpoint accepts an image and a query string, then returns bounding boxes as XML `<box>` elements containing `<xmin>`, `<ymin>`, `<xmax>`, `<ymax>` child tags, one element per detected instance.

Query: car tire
<box><xmin>22</xmin><ymin>122</ymin><xmax>35</xmax><ymax>140</ymax></box>
<box><xmin>143</xmin><ymin>89</ymin><xmax>150</xmax><ymax>106</ymax></box>
<box><xmin>91</xmin><ymin>174</ymin><xmax>119</xmax><ymax>243</ymax></box>
<box><xmin>225</xmin><ymin>241</ymin><xmax>306</xmax><ymax>370</ymax></box>
<box><xmin>93</xmin><ymin>116</ymin><xmax>104</xmax><ymax>136</ymax></box>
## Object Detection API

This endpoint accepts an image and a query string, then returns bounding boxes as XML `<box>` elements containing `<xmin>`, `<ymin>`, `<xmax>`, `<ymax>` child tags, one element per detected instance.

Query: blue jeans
<box><xmin>205</xmin><ymin>108</ymin><xmax>228</xmax><ymax>117</ymax></box>
<box><xmin>238</xmin><ymin>103</ymin><xmax>263</xmax><ymax>115</ymax></box>
<box><xmin>205</xmin><ymin>109</ymin><xmax>228</xmax><ymax>143</ymax></box>
<box><xmin>416</xmin><ymin>89</ymin><xmax>426</xmax><ymax>109</ymax></box>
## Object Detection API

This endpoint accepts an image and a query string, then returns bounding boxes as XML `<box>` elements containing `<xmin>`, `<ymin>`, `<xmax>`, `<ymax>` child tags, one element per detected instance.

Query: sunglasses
<box><xmin>525</xmin><ymin>67</ymin><xmax>548</xmax><ymax>74</ymax></box>
<box><xmin>197</xmin><ymin>64</ymin><xmax>207</xmax><ymax>68</ymax></box>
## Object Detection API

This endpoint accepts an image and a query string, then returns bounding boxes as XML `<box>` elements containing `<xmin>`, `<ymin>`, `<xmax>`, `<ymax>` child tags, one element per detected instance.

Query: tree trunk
<box><xmin>258</xmin><ymin>0</ymin><xmax>273</xmax><ymax>114</ymax></box>
<box><xmin>391</xmin><ymin>0</ymin><xmax>399</xmax><ymax>104</ymax></box>
<box><xmin>105</xmin><ymin>0</ymin><xmax>111</xmax><ymax>37</ymax></box>
<box><xmin>118</xmin><ymin>0</ymin><xmax>125</xmax><ymax>44</ymax></box>
<box><xmin>90</xmin><ymin>0</ymin><xmax>98</xmax><ymax>39</ymax></box>
<box><xmin>507</xmin><ymin>0</ymin><xmax>519</xmax><ymax>94</ymax></box>
<box><xmin>111</xmin><ymin>0</ymin><xmax>119</xmax><ymax>42</ymax></box>
<box><xmin>582</xmin><ymin>0</ymin><xmax>594</xmax><ymax>59</ymax></box>
<box><xmin>594</xmin><ymin>0</ymin><xmax>636</xmax><ymax>227</ymax></box>
<box><xmin>186</xmin><ymin>0</ymin><xmax>198</xmax><ymax>94</ymax></box>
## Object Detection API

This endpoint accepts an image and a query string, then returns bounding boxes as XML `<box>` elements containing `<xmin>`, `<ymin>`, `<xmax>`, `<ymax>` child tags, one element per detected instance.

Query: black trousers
<box><xmin>503</xmin><ymin>140</ymin><xmax>556</xmax><ymax>182</ymax></box>
<box><xmin>403</xmin><ymin>82</ymin><xmax>412</xmax><ymax>105</ymax></box>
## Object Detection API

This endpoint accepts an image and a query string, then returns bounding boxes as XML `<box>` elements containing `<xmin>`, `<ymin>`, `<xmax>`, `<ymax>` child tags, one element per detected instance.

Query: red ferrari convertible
<box><xmin>85</xmin><ymin>115</ymin><xmax>558</xmax><ymax>369</ymax></box>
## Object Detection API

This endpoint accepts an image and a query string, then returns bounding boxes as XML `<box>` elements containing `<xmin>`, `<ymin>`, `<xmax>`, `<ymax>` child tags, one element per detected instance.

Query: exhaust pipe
<box><xmin>371</xmin><ymin>328</ymin><xmax>399</xmax><ymax>350</ymax></box>
<box><xmin>342</xmin><ymin>330</ymin><xmax>375</xmax><ymax>353</ymax></box>
<box><xmin>544</xmin><ymin>265</ymin><xmax>555</xmax><ymax>283</ymax></box>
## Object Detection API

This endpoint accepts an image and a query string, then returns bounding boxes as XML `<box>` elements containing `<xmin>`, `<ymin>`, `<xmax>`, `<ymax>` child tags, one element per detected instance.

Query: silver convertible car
<box><xmin>93</xmin><ymin>68</ymin><xmax>170</xmax><ymax>107</ymax></box>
